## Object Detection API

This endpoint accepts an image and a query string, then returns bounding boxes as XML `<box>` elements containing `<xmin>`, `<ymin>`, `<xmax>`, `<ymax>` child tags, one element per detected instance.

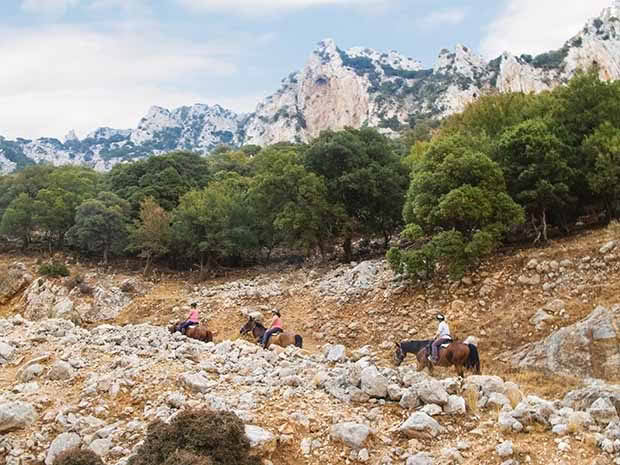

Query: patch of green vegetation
<box><xmin>337</xmin><ymin>48</ymin><xmax>376</xmax><ymax>76</ymax></box>
<box><xmin>39</xmin><ymin>261</ymin><xmax>70</xmax><ymax>277</ymax></box>
<box><xmin>0</xmin><ymin>138</ymin><xmax>35</xmax><ymax>170</ymax></box>
<box><xmin>532</xmin><ymin>46</ymin><xmax>569</xmax><ymax>70</ymax></box>
<box><xmin>380</xmin><ymin>65</ymin><xmax>433</xmax><ymax>80</ymax></box>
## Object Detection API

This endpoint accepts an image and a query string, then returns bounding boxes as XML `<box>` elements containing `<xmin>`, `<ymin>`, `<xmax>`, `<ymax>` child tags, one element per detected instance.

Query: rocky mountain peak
<box><xmin>4</xmin><ymin>5</ymin><xmax>620</xmax><ymax>172</ymax></box>
<box><xmin>62</xmin><ymin>130</ymin><xmax>79</xmax><ymax>143</ymax></box>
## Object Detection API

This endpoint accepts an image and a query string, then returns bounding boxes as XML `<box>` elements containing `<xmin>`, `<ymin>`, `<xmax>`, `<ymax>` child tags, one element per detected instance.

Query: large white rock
<box><xmin>245</xmin><ymin>425</ymin><xmax>276</xmax><ymax>455</ymax></box>
<box><xmin>46</xmin><ymin>432</ymin><xmax>81</xmax><ymax>465</ymax></box>
<box><xmin>360</xmin><ymin>366</ymin><xmax>388</xmax><ymax>398</ymax></box>
<box><xmin>330</xmin><ymin>422</ymin><xmax>371</xmax><ymax>449</ymax></box>
<box><xmin>399</xmin><ymin>412</ymin><xmax>443</xmax><ymax>438</ymax></box>
<box><xmin>0</xmin><ymin>401</ymin><xmax>37</xmax><ymax>433</ymax></box>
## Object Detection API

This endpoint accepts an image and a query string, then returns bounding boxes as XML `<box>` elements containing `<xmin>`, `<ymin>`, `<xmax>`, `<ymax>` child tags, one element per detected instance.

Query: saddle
<box><xmin>181</xmin><ymin>322</ymin><xmax>199</xmax><ymax>335</ymax></box>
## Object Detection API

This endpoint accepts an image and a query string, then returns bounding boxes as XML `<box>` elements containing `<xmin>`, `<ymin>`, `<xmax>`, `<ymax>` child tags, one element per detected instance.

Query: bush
<box><xmin>39</xmin><ymin>261</ymin><xmax>70</xmax><ymax>277</ymax></box>
<box><xmin>127</xmin><ymin>409</ymin><xmax>261</xmax><ymax>465</ymax></box>
<box><xmin>53</xmin><ymin>447</ymin><xmax>104</xmax><ymax>465</ymax></box>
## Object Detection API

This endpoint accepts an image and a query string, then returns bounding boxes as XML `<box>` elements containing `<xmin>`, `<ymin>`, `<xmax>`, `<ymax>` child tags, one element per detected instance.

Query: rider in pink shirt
<box><xmin>262</xmin><ymin>309</ymin><xmax>283</xmax><ymax>348</ymax></box>
<box><xmin>180</xmin><ymin>302</ymin><xmax>199</xmax><ymax>334</ymax></box>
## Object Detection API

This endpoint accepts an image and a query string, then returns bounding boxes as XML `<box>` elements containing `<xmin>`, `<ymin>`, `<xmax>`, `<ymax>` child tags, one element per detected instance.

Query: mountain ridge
<box><xmin>2</xmin><ymin>2</ymin><xmax>620</xmax><ymax>173</ymax></box>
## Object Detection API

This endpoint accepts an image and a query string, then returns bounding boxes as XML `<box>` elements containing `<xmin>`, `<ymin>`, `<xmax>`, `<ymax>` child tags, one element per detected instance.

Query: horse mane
<box><xmin>254</xmin><ymin>321</ymin><xmax>266</xmax><ymax>330</ymax></box>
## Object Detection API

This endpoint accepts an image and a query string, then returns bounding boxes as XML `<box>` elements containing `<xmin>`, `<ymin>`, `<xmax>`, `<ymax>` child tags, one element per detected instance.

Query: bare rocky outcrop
<box><xmin>0</xmin><ymin>262</ymin><xmax>33</xmax><ymax>304</ymax></box>
<box><xmin>509</xmin><ymin>305</ymin><xmax>620</xmax><ymax>379</ymax></box>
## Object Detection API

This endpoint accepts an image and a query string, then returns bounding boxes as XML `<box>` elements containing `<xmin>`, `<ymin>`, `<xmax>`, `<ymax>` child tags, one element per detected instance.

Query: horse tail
<box><xmin>295</xmin><ymin>335</ymin><xmax>303</xmax><ymax>348</ymax></box>
<box><xmin>466</xmin><ymin>344</ymin><xmax>481</xmax><ymax>374</ymax></box>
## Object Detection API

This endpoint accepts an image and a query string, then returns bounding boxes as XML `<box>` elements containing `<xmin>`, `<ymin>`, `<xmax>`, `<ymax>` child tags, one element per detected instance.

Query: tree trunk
<box><xmin>143</xmin><ymin>254</ymin><xmax>152</xmax><ymax>276</ymax></box>
<box><xmin>541</xmin><ymin>209</ymin><xmax>548</xmax><ymax>242</ymax></box>
<box><xmin>103</xmin><ymin>244</ymin><xmax>109</xmax><ymax>265</ymax></box>
<box><xmin>343</xmin><ymin>234</ymin><xmax>352</xmax><ymax>263</ymax></box>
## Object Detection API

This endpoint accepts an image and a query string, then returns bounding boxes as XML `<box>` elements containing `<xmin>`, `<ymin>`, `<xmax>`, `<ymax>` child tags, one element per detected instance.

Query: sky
<box><xmin>0</xmin><ymin>0</ymin><xmax>614</xmax><ymax>140</ymax></box>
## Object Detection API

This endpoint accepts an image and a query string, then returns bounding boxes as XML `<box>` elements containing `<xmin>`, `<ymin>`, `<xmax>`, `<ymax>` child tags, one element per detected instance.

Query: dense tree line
<box><xmin>389</xmin><ymin>68</ymin><xmax>620</xmax><ymax>279</ymax></box>
<box><xmin>0</xmin><ymin>128</ymin><xmax>407</xmax><ymax>272</ymax></box>
<box><xmin>1</xmin><ymin>70</ymin><xmax>618</xmax><ymax>280</ymax></box>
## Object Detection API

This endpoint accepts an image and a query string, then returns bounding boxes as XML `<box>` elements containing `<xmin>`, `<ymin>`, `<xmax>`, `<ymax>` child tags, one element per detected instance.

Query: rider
<box><xmin>179</xmin><ymin>302</ymin><xmax>199</xmax><ymax>334</ymax></box>
<box><xmin>429</xmin><ymin>313</ymin><xmax>452</xmax><ymax>363</ymax></box>
<box><xmin>261</xmin><ymin>309</ymin><xmax>283</xmax><ymax>348</ymax></box>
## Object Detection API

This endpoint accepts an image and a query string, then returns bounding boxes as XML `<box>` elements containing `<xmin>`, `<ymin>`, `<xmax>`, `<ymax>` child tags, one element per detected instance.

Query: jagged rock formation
<box><xmin>2</xmin><ymin>3</ymin><xmax>620</xmax><ymax>173</ymax></box>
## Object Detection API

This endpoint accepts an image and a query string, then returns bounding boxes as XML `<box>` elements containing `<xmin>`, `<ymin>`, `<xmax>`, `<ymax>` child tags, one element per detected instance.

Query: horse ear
<box><xmin>395</xmin><ymin>342</ymin><xmax>400</xmax><ymax>348</ymax></box>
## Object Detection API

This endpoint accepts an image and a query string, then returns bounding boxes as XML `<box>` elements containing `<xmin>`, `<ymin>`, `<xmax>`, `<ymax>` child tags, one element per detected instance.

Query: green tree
<box><xmin>496</xmin><ymin>118</ymin><xmax>574</xmax><ymax>241</ymax></box>
<box><xmin>583</xmin><ymin>122</ymin><xmax>620</xmax><ymax>219</ymax></box>
<box><xmin>105</xmin><ymin>151</ymin><xmax>210</xmax><ymax>214</ymax></box>
<box><xmin>304</xmin><ymin>127</ymin><xmax>409</xmax><ymax>260</ymax></box>
<box><xmin>0</xmin><ymin>193</ymin><xmax>35</xmax><ymax>249</ymax></box>
<box><xmin>128</xmin><ymin>197</ymin><xmax>172</xmax><ymax>275</ymax></box>
<box><xmin>68</xmin><ymin>192</ymin><xmax>131</xmax><ymax>264</ymax></box>
<box><xmin>249</xmin><ymin>147</ymin><xmax>341</xmax><ymax>260</ymax></box>
<box><xmin>171</xmin><ymin>173</ymin><xmax>257</xmax><ymax>274</ymax></box>
<box><xmin>391</xmin><ymin>135</ymin><xmax>523</xmax><ymax>279</ymax></box>
<box><xmin>32</xmin><ymin>166</ymin><xmax>101</xmax><ymax>252</ymax></box>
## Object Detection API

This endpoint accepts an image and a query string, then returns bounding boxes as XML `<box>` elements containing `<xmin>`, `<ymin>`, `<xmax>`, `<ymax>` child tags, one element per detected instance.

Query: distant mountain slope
<box><xmin>2</xmin><ymin>2</ymin><xmax>620</xmax><ymax>173</ymax></box>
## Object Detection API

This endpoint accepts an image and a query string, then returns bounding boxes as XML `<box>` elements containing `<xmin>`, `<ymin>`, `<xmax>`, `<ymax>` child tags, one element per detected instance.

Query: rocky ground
<box><xmin>0</xmin><ymin>224</ymin><xmax>619</xmax><ymax>465</ymax></box>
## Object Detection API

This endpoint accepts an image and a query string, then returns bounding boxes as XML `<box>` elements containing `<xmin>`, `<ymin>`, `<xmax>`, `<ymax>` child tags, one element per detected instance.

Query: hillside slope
<box><xmin>0</xmin><ymin>225</ymin><xmax>619</xmax><ymax>465</ymax></box>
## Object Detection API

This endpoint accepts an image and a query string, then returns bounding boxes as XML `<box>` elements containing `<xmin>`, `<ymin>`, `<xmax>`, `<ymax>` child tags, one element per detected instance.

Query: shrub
<box><xmin>39</xmin><ymin>261</ymin><xmax>70</xmax><ymax>277</ymax></box>
<box><xmin>53</xmin><ymin>447</ymin><xmax>104</xmax><ymax>465</ymax></box>
<box><xmin>127</xmin><ymin>409</ymin><xmax>261</xmax><ymax>465</ymax></box>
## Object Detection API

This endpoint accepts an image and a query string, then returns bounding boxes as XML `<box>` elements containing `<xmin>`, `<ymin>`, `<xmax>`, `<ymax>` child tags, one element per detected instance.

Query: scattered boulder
<box><xmin>0</xmin><ymin>401</ymin><xmax>37</xmax><ymax>433</ymax></box>
<box><xmin>45</xmin><ymin>432</ymin><xmax>81</xmax><ymax>465</ymax></box>
<box><xmin>588</xmin><ymin>397</ymin><xmax>620</xmax><ymax>425</ymax></box>
<box><xmin>496</xmin><ymin>440</ymin><xmax>513</xmax><ymax>457</ymax></box>
<box><xmin>0</xmin><ymin>341</ymin><xmax>15</xmax><ymax>363</ymax></box>
<box><xmin>245</xmin><ymin>425</ymin><xmax>276</xmax><ymax>456</ymax></box>
<box><xmin>406</xmin><ymin>452</ymin><xmax>433</xmax><ymax>465</ymax></box>
<box><xmin>0</xmin><ymin>262</ymin><xmax>33</xmax><ymax>305</ymax></box>
<box><xmin>399</xmin><ymin>412</ymin><xmax>443</xmax><ymax>438</ymax></box>
<box><xmin>330</xmin><ymin>422</ymin><xmax>371</xmax><ymax>449</ymax></box>
<box><xmin>509</xmin><ymin>305</ymin><xmax>620</xmax><ymax>378</ymax></box>
<box><xmin>48</xmin><ymin>360</ymin><xmax>74</xmax><ymax>380</ymax></box>
<box><xmin>326</xmin><ymin>344</ymin><xmax>347</xmax><ymax>363</ymax></box>
<box><xmin>360</xmin><ymin>366</ymin><xmax>388</xmax><ymax>398</ymax></box>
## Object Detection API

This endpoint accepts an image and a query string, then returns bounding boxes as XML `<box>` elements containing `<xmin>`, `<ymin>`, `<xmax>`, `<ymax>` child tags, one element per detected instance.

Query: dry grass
<box><xmin>463</xmin><ymin>388</ymin><xmax>478</xmax><ymax>414</ymax></box>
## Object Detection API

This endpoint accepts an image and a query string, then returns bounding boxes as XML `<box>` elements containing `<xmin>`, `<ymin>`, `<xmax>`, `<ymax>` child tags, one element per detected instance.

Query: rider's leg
<box><xmin>262</xmin><ymin>328</ymin><xmax>274</xmax><ymax>347</ymax></box>
<box><xmin>431</xmin><ymin>339</ymin><xmax>440</xmax><ymax>362</ymax></box>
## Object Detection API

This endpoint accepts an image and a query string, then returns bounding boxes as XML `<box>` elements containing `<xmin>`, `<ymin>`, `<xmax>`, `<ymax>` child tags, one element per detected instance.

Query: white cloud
<box><xmin>0</xmin><ymin>24</ymin><xmax>246</xmax><ymax>139</ymax></box>
<box><xmin>177</xmin><ymin>0</ymin><xmax>388</xmax><ymax>14</ymax></box>
<box><xmin>419</xmin><ymin>7</ymin><xmax>467</xmax><ymax>28</ymax></box>
<box><xmin>481</xmin><ymin>0</ymin><xmax>611</xmax><ymax>58</ymax></box>
<box><xmin>21</xmin><ymin>0</ymin><xmax>79</xmax><ymax>14</ymax></box>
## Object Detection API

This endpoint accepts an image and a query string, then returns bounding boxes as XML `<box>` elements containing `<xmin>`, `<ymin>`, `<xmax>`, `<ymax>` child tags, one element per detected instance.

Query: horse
<box><xmin>394</xmin><ymin>340</ymin><xmax>433</xmax><ymax>366</ymax></box>
<box><xmin>415</xmin><ymin>340</ymin><xmax>481</xmax><ymax>377</ymax></box>
<box><xmin>169</xmin><ymin>321</ymin><xmax>214</xmax><ymax>343</ymax></box>
<box><xmin>239</xmin><ymin>317</ymin><xmax>303</xmax><ymax>349</ymax></box>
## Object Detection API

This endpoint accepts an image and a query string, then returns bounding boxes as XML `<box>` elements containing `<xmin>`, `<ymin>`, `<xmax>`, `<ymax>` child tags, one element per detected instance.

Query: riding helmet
<box><xmin>436</xmin><ymin>313</ymin><xmax>445</xmax><ymax>321</ymax></box>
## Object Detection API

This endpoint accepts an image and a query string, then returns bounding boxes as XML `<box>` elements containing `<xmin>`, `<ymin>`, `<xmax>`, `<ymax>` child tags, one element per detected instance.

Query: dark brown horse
<box><xmin>239</xmin><ymin>317</ymin><xmax>302</xmax><ymax>349</ymax></box>
<box><xmin>415</xmin><ymin>341</ymin><xmax>481</xmax><ymax>377</ymax></box>
<box><xmin>169</xmin><ymin>321</ymin><xmax>214</xmax><ymax>343</ymax></box>
<box><xmin>394</xmin><ymin>340</ymin><xmax>433</xmax><ymax>366</ymax></box>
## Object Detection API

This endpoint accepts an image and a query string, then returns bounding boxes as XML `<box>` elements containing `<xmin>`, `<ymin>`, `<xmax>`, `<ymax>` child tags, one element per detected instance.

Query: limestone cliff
<box><xmin>2</xmin><ymin>2</ymin><xmax>620</xmax><ymax>172</ymax></box>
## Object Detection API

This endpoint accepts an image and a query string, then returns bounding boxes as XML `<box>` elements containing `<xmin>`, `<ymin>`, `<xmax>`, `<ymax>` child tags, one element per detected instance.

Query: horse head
<box><xmin>240</xmin><ymin>317</ymin><xmax>255</xmax><ymax>335</ymax></box>
<box><xmin>169</xmin><ymin>322</ymin><xmax>179</xmax><ymax>334</ymax></box>
<box><xmin>394</xmin><ymin>342</ymin><xmax>405</xmax><ymax>366</ymax></box>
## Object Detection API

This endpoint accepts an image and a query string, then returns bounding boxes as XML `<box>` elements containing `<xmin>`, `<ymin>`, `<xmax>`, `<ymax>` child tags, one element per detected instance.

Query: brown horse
<box><xmin>239</xmin><ymin>317</ymin><xmax>302</xmax><ymax>349</ymax></box>
<box><xmin>169</xmin><ymin>321</ymin><xmax>214</xmax><ymax>343</ymax></box>
<box><xmin>415</xmin><ymin>341</ymin><xmax>481</xmax><ymax>377</ymax></box>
